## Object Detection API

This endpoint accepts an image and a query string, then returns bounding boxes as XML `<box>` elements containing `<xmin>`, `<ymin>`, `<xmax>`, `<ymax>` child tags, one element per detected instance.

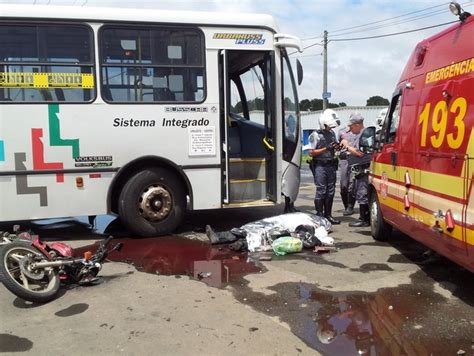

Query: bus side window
<box><xmin>100</xmin><ymin>26</ymin><xmax>205</xmax><ymax>103</ymax></box>
<box><xmin>0</xmin><ymin>24</ymin><xmax>95</xmax><ymax>103</ymax></box>
<box><xmin>40</xmin><ymin>89</ymin><xmax>53</xmax><ymax>101</ymax></box>
<box><xmin>54</xmin><ymin>88</ymin><xmax>65</xmax><ymax>101</ymax></box>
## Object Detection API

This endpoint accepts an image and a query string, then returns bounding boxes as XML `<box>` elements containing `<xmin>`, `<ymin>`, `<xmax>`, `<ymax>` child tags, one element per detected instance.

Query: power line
<box><xmin>328</xmin><ymin>2</ymin><xmax>449</xmax><ymax>35</ymax></box>
<box><xmin>302</xmin><ymin>33</ymin><xmax>324</xmax><ymax>41</ymax></box>
<box><xmin>291</xmin><ymin>19</ymin><xmax>458</xmax><ymax>55</ymax></box>
<box><xmin>330</xmin><ymin>20</ymin><xmax>457</xmax><ymax>42</ymax></box>
<box><xmin>329</xmin><ymin>2</ymin><xmax>472</xmax><ymax>38</ymax></box>
<box><xmin>302</xmin><ymin>2</ymin><xmax>464</xmax><ymax>41</ymax></box>
<box><xmin>302</xmin><ymin>41</ymin><xmax>324</xmax><ymax>51</ymax></box>
<box><xmin>328</xmin><ymin>7</ymin><xmax>449</xmax><ymax>38</ymax></box>
<box><xmin>288</xmin><ymin>41</ymin><xmax>323</xmax><ymax>56</ymax></box>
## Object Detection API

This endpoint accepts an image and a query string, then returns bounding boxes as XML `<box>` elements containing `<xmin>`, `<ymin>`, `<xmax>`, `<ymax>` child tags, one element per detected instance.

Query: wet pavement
<box><xmin>67</xmin><ymin>229</ymin><xmax>474</xmax><ymax>355</ymax></box>
<box><xmin>1</xmin><ymin>166</ymin><xmax>473</xmax><ymax>355</ymax></box>
<box><xmin>76</xmin><ymin>236</ymin><xmax>264</xmax><ymax>289</ymax></box>
<box><xmin>231</xmin><ymin>266</ymin><xmax>474</xmax><ymax>355</ymax></box>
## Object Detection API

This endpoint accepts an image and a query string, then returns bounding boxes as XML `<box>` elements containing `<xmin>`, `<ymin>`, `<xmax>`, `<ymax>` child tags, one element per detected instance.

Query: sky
<box><xmin>1</xmin><ymin>0</ymin><xmax>472</xmax><ymax>106</ymax></box>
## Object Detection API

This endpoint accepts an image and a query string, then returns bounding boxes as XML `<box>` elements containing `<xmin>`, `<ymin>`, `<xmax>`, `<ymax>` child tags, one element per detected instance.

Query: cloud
<box><xmin>2</xmin><ymin>0</ymin><xmax>468</xmax><ymax>105</ymax></box>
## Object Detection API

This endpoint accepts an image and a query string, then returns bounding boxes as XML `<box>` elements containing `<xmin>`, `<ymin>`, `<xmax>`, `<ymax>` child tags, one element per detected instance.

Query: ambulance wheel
<box><xmin>118</xmin><ymin>168</ymin><xmax>186</xmax><ymax>236</ymax></box>
<box><xmin>370</xmin><ymin>194</ymin><xmax>392</xmax><ymax>241</ymax></box>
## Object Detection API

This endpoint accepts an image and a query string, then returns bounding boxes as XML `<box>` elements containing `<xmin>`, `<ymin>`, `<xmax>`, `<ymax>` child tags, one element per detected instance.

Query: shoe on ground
<box><xmin>349</xmin><ymin>220</ymin><xmax>370</xmax><ymax>227</ymax></box>
<box><xmin>325</xmin><ymin>216</ymin><xmax>341</xmax><ymax>225</ymax></box>
<box><xmin>343</xmin><ymin>206</ymin><xmax>354</xmax><ymax>216</ymax></box>
<box><xmin>205</xmin><ymin>225</ymin><xmax>220</xmax><ymax>244</ymax></box>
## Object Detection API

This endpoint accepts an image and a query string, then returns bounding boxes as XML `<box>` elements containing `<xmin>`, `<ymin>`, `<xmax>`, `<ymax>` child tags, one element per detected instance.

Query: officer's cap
<box><xmin>348</xmin><ymin>113</ymin><xmax>364</xmax><ymax>125</ymax></box>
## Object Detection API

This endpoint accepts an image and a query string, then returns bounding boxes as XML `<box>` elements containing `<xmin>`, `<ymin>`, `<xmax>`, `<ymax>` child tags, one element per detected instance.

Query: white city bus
<box><xmin>0</xmin><ymin>5</ymin><xmax>303</xmax><ymax>236</ymax></box>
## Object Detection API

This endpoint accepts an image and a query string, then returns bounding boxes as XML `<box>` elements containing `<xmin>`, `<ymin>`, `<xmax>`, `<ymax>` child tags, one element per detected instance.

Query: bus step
<box><xmin>228</xmin><ymin>158</ymin><xmax>266</xmax><ymax>180</ymax></box>
<box><xmin>229</xmin><ymin>179</ymin><xmax>266</xmax><ymax>202</ymax></box>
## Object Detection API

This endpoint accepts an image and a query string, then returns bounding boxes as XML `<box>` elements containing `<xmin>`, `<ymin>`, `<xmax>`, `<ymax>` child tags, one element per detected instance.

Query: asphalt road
<box><xmin>1</xmin><ymin>166</ymin><xmax>473</xmax><ymax>355</ymax></box>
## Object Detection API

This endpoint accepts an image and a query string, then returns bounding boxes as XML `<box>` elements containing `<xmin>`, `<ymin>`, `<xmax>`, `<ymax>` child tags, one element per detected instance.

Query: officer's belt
<box><xmin>314</xmin><ymin>160</ymin><xmax>337</xmax><ymax>166</ymax></box>
<box><xmin>350</xmin><ymin>163</ymin><xmax>370</xmax><ymax>169</ymax></box>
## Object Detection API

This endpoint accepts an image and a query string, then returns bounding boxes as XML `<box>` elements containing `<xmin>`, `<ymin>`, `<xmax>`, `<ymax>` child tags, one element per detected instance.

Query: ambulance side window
<box><xmin>385</xmin><ymin>93</ymin><xmax>402</xmax><ymax>144</ymax></box>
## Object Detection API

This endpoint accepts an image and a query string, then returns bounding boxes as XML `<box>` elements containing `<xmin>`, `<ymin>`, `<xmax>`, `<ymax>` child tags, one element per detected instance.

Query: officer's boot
<box><xmin>343</xmin><ymin>193</ymin><xmax>355</xmax><ymax>216</ymax></box>
<box><xmin>284</xmin><ymin>196</ymin><xmax>291</xmax><ymax>213</ymax></box>
<box><xmin>314</xmin><ymin>199</ymin><xmax>324</xmax><ymax>217</ymax></box>
<box><xmin>348</xmin><ymin>205</ymin><xmax>364</xmax><ymax>227</ymax></box>
<box><xmin>324</xmin><ymin>198</ymin><xmax>340</xmax><ymax>225</ymax></box>
<box><xmin>284</xmin><ymin>196</ymin><xmax>298</xmax><ymax>213</ymax></box>
<box><xmin>341</xmin><ymin>188</ymin><xmax>348</xmax><ymax>210</ymax></box>
<box><xmin>349</xmin><ymin>204</ymin><xmax>370</xmax><ymax>227</ymax></box>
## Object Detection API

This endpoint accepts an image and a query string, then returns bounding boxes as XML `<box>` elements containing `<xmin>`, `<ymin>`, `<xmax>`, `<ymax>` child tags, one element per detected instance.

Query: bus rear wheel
<box><xmin>118</xmin><ymin>168</ymin><xmax>186</xmax><ymax>236</ymax></box>
<box><xmin>370</xmin><ymin>193</ymin><xmax>392</xmax><ymax>241</ymax></box>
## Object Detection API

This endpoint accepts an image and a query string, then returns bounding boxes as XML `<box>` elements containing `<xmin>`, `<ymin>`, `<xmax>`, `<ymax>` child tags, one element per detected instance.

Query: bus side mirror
<box><xmin>296</xmin><ymin>59</ymin><xmax>303</xmax><ymax>86</ymax></box>
<box><xmin>359</xmin><ymin>126</ymin><xmax>376</xmax><ymax>153</ymax></box>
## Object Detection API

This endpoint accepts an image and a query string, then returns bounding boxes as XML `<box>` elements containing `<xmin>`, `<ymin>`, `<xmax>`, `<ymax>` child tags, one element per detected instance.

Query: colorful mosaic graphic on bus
<box><xmin>32</xmin><ymin>128</ymin><xmax>64</xmax><ymax>183</ymax></box>
<box><xmin>12</xmin><ymin>104</ymin><xmax>79</xmax><ymax>205</ymax></box>
<box><xmin>15</xmin><ymin>152</ymin><xmax>48</xmax><ymax>207</ymax></box>
<box><xmin>10</xmin><ymin>104</ymin><xmax>110</xmax><ymax>207</ymax></box>
<box><xmin>0</xmin><ymin>140</ymin><xmax>4</xmax><ymax>161</ymax></box>
<box><xmin>48</xmin><ymin>104</ymin><xmax>80</xmax><ymax>159</ymax></box>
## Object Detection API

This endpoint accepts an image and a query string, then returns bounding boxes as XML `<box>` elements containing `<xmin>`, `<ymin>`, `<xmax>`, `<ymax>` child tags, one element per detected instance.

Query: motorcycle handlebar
<box><xmin>91</xmin><ymin>235</ymin><xmax>114</xmax><ymax>261</ymax></box>
<box><xmin>101</xmin><ymin>235</ymin><xmax>114</xmax><ymax>247</ymax></box>
<box><xmin>94</xmin><ymin>235</ymin><xmax>123</xmax><ymax>262</ymax></box>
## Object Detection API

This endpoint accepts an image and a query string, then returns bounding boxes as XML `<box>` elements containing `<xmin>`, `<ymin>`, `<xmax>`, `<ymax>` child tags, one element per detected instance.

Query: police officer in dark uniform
<box><xmin>340</xmin><ymin>114</ymin><xmax>372</xmax><ymax>227</ymax></box>
<box><xmin>337</xmin><ymin>123</ymin><xmax>356</xmax><ymax>216</ymax></box>
<box><xmin>308</xmin><ymin>109</ymin><xmax>341</xmax><ymax>225</ymax></box>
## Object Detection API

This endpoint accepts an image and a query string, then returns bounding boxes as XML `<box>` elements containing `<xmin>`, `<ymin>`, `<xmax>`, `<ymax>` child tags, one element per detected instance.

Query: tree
<box><xmin>300</xmin><ymin>99</ymin><xmax>311</xmax><ymax>111</ymax></box>
<box><xmin>233</xmin><ymin>101</ymin><xmax>243</xmax><ymax>113</ymax></box>
<box><xmin>366</xmin><ymin>96</ymin><xmax>389</xmax><ymax>106</ymax></box>
<box><xmin>310</xmin><ymin>98</ymin><xmax>324</xmax><ymax>111</ymax></box>
<box><xmin>253</xmin><ymin>98</ymin><xmax>265</xmax><ymax>110</ymax></box>
<box><xmin>284</xmin><ymin>97</ymin><xmax>295</xmax><ymax>111</ymax></box>
<box><xmin>299</xmin><ymin>98</ymin><xmax>348</xmax><ymax>111</ymax></box>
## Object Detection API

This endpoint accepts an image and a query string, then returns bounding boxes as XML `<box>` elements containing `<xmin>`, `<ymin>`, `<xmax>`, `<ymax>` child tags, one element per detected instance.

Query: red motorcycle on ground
<box><xmin>0</xmin><ymin>230</ymin><xmax>122</xmax><ymax>303</ymax></box>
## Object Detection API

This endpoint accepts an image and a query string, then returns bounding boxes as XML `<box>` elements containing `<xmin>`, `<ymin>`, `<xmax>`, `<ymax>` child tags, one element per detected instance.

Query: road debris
<box><xmin>313</xmin><ymin>246</ymin><xmax>337</xmax><ymax>253</ymax></box>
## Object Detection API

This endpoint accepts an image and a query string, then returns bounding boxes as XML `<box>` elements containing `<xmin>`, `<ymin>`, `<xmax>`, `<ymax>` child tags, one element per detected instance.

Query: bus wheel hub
<box><xmin>139</xmin><ymin>185</ymin><xmax>172</xmax><ymax>221</ymax></box>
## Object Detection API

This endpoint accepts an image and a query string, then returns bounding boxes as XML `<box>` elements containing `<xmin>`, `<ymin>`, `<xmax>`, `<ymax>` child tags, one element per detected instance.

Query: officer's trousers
<box><xmin>314</xmin><ymin>163</ymin><xmax>337</xmax><ymax>200</ymax></box>
<box><xmin>351</xmin><ymin>174</ymin><xmax>369</xmax><ymax>205</ymax></box>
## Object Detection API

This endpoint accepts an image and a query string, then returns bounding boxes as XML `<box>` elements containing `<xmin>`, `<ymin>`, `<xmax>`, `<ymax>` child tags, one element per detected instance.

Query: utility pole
<box><xmin>322</xmin><ymin>30</ymin><xmax>328</xmax><ymax>110</ymax></box>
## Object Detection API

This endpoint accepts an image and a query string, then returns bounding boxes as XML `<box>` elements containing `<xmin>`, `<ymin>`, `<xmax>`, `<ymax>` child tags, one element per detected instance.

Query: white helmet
<box><xmin>319</xmin><ymin>109</ymin><xmax>340</xmax><ymax>130</ymax></box>
<box><xmin>376</xmin><ymin>108</ymin><xmax>388</xmax><ymax>128</ymax></box>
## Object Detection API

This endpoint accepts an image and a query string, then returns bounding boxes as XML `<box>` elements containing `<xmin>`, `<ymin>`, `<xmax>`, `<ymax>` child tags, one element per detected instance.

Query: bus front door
<box><xmin>220</xmin><ymin>49</ymin><xmax>276</xmax><ymax>206</ymax></box>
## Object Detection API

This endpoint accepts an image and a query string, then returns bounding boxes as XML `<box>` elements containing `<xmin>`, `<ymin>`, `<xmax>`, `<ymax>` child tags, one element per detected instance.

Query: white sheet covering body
<box><xmin>240</xmin><ymin>212</ymin><xmax>334</xmax><ymax>252</ymax></box>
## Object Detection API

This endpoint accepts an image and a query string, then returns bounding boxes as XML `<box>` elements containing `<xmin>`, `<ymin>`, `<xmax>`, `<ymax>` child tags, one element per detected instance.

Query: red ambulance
<box><xmin>367</xmin><ymin>3</ymin><xmax>474</xmax><ymax>272</ymax></box>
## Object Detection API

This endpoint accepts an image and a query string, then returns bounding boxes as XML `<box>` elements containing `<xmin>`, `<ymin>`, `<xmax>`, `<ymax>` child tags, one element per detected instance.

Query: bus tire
<box><xmin>118</xmin><ymin>168</ymin><xmax>186</xmax><ymax>236</ymax></box>
<box><xmin>370</xmin><ymin>193</ymin><xmax>392</xmax><ymax>241</ymax></box>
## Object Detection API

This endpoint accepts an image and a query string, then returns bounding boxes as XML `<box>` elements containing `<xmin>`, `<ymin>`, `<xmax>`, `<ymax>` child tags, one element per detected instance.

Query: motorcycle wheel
<box><xmin>0</xmin><ymin>242</ymin><xmax>60</xmax><ymax>303</ymax></box>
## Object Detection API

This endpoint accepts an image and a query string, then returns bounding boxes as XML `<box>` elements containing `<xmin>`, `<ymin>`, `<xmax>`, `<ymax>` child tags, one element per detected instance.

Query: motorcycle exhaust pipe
<box><xmin>31</xmin><ymin>259</ymin><xmax>79</xmax><ymax>269</ymax></box>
